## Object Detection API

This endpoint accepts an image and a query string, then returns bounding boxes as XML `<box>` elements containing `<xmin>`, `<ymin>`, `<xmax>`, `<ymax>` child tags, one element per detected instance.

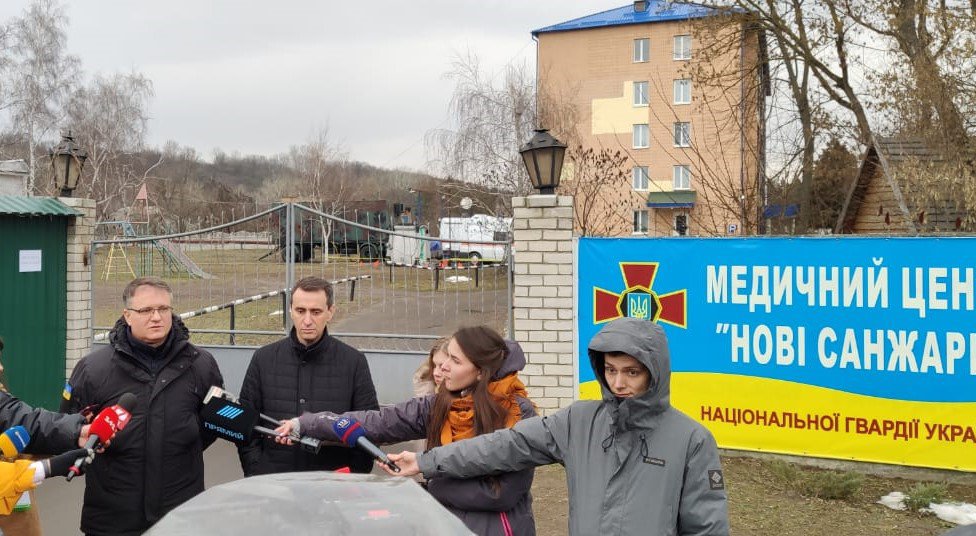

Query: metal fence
<box><xmin>90</xmin><ymin>203</ymin><xmax>513</xmax><ymax>352</ymax></box>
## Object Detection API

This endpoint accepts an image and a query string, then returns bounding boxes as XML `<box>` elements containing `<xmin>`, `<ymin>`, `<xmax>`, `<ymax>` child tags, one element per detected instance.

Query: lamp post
<box><xmin>519</xmin><ymin>129</ymin><xmax>566</xmax><ymax>195</ymax></box>
<box><xmin>49</xmin><ymin>130</ymin><xmax>88</xmax><ymax>197</ymax></box>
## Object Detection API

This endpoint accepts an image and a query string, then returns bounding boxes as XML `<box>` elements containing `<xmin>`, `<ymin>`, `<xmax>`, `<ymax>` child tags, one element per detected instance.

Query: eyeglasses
<box><xmin>126</xmin><ymin>306</ymin><xmax>173</xmax><ymax>317</ymax></box>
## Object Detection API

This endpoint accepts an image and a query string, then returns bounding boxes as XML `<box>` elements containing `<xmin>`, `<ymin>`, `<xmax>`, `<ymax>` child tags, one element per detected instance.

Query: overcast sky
<box><xmin>1</xmin><ymin>1</ymin><xmax>615</xmax><ymax>172</ymax></box>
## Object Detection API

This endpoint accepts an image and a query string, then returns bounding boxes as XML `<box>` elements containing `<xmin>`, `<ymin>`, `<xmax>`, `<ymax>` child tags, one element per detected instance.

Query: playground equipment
<box><xmin>97</xmin><ymin>221</ymin><xmax>212</xmax><ymax>280</ymax></box>
<box><xmin>96</xmin><ymin>183</ymin><xmax>213</xmax><ymax>280</ymax></box>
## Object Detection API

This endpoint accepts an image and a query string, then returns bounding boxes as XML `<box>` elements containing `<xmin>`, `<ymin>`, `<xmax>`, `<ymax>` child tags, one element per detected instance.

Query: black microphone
<box><xmin>253</xmin><ymin>424</ymin><xmax>322</xmax><ymax>454</ymax></box>
<box><xmin>67</xmin><ymin>392</ymin><xmax>137</xmax><ymax>481</ymax></box>
<box><xmin>201</xmin><ymin>387</ymin><xmax>321</xmax><ymax>454</ymax></box>
<box><xmin>331</xmin><ymin>416</ymin><xmax>400</xmax><ymax>473</ymax></box>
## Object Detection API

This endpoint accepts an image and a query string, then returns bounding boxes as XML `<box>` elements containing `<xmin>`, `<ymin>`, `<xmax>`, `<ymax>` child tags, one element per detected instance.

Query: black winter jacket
<box><xmin>60</xmin><ymin>317</ymin><xmax>224</xmax><ymax>536</ymax></box>
<box><xmin>0</xmin><ymin>391</ymin><xmax>84</xmax><ymax>454</ymax></box>
<box><xmin>238</xmin><ymin>328</ymin><xmax>379</xmax><ymax>475</ymax></box>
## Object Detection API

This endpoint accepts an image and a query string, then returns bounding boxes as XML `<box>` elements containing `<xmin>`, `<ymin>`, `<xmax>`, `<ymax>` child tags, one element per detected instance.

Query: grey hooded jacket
<box><xmin>418</xmin><ymin>318</ymin><xmax>730</xmax><ymax>536</ymax></box>
<box><xmin>299</xmin><ymin>340</ymin><xmax>537</xmax><ymax>536</ymax></box>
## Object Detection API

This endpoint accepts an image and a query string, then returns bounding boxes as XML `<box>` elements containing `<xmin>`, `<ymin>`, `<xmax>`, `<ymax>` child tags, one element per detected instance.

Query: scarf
<box><xmin>440</xmin><ymin>373</ymin><xmax>529</xmax><ymax>446</ymax></box>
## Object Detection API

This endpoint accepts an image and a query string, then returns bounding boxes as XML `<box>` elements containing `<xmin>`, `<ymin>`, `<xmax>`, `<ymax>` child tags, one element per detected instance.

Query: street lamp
<box><xmin>519</xmin><ymin>129</ymin><xmax>566</xmax><ymax>195</ymax></box>
<box><xmin>49</xmin><ymin>130</ymin><xmax>88</xmax><ymax>197</ymax></box>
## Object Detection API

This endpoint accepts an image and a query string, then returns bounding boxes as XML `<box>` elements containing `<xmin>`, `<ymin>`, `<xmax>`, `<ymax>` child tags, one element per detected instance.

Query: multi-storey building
<box><xmin>534</xmin><ymin>0</ymin><xmax>767</xmax><ymax>236</ymax></box>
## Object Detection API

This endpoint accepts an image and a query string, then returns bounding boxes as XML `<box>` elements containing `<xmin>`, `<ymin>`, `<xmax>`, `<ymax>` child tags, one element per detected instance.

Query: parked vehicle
<box><xmin>437</xmin><ymin>214</ymin><xmax>512</xmax><ymax>264</ymax></box>
<box><xmin>275</xmin><ymin>201</ymin><xmax>393</xmax><ymax>262</ymax></box>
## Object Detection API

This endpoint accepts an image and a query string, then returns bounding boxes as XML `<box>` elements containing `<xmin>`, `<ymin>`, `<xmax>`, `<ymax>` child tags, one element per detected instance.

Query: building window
<box><xmin>633</xmin><ymin>124</ymin><xmax>649</xmax><ymax>149</ymax></box>
<box><xmin>674</xmin><ymin>79</ymin><xmax>691</xmax><ymax>104</ymax></box>
<box><xmin>673</xmin><ymin>35</ymin><xmax>691</xmax><ymax>60</ymax></box>
<box><xmin>633</xmin><ymin>81</ymin><xmax>648</xmax><ymax>106</ymax></box>
<box><xmin>675</xmin><ymin>214</ymin><xmax>689</xmax><ymax>236</ymax></box>
<box><xmin>673</xmin><ymin>165</ymin><xmax>691</xmax><ymax>190</ymax></box>
<box><xmin>633</xmin><ymin>38</ymin><xmax>649</xmax><ymax>62</ymax></box>
<box><xmin>634</xmin><ymin>210</ymin><xmax>649</xmax><ymax>233</ymax></box>
<box><xmin>673</xmin><ymin>122</ymin><xmax>691</xmax><ymax>147</ymax></box>
<box><xmin>632</xmin><ymin>166</ymin><xmax>649</xmax><ymax>190</ymax></box>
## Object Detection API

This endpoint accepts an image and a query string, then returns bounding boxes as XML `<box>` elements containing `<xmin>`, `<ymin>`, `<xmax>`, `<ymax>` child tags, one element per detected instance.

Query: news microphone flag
<box><xmin>0</xmin><ymin>426</ymin><xmax>30</xmax><ymax>458</ymax></box>
<box><xmin>67</xmin><ymin>393</ymin><xmax>137</xmax><ymax>481</ymax></box>
<box><xmin>200</xmin><ymin>395</ymin><xmax>260</xmax><ymax>444</ymax></box>
<box><xmin>331</xmin><ymin>417</ymin><xmax>400</xmax><ymax>473</ymax></box>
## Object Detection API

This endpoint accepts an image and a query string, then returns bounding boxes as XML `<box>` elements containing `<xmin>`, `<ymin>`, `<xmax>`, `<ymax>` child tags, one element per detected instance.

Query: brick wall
<box><xmin>512</xmin><ymin>195</ymin><xmax>576</xmax><ymax>414</ymax></box>
<box><xmin>61</xmin><ymin>197</ymin><xmax>95</xmax><ymax>378</ymax></box>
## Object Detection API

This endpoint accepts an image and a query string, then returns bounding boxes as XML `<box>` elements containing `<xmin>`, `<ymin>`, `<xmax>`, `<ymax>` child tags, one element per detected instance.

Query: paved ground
<box><xmin>35</xmin><ymin>440</ymin><xmax>245</xmax><ymax>535</ymax></box>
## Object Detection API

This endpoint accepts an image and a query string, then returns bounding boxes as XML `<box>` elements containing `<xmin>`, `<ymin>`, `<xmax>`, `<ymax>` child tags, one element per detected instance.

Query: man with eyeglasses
<box><xmin>60</xmin><ymin>277</ymin><xmax>224</xmax><ymax>536</ymax></box>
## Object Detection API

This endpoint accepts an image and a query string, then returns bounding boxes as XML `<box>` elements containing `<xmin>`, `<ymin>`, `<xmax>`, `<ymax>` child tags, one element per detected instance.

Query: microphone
<box><xmin>66</xmin><ymin>392</ymin><xmax>136</xmax><ymax>481</ymax></box>
<box><xmin>201</xmin><ymin>386</ymin><xmax>321</xmax><ymax>454</ymax></box>
<box><xmin>0</xmin><ymin>426</ymin><xmax>30</xmax><ymax>458</ymax></box>
<box><xmin>331</xmin><ymin>416</ymin><xmax>400</xmax><ymax>473</ymax></box>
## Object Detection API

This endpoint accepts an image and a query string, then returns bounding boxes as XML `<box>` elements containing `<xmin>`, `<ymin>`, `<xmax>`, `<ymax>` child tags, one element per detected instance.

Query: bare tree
<box><xmin>557</xmin><ymin>145</ymin><xmax>634</xmax><ymax>236</ymax></box>
<box><xmin>284</xmin><ymin>129</ymin><xmax>361</xmax><ymax>263</ymax></box>
<box><xmin>425</xmin><ymin>51</ymin><xmax>537</xmax><ymax>204</ymax></box>
<box><xmin>845</xmin><ymin>0</ymin><xmax>975</xmax><ymax>152</ymax></box>
<box><xmin>3</xmin><ymin>0</ymin><xmax>80</xmax><ymax>193</ymax></box>
<box><xmin>66</xmin><ymin>71</ymin><xmax>154</xmax><ymax>219</ymax></box>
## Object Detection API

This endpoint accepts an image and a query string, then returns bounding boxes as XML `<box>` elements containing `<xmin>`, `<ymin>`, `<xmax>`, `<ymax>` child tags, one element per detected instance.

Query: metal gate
<box><xmin>91</xmin><ymin>202</ymin><xmax>513</xmax><ymax>355</ymax></box>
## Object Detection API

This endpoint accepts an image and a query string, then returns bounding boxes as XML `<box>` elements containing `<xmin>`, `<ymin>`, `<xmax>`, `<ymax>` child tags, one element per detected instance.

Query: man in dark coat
<box><xmin>61</xmin><ymin>277</ymin><xmax>224</xmax><ymax>536</ymax></box>
<box><xmin>238</xmin><ymin>276</ymin><xmax>378</xmax><ymax>475</ymax></box>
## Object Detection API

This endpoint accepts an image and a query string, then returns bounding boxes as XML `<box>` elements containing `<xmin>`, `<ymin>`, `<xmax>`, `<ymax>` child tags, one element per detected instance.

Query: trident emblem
<box><xmin>593</xmin><ymin>262</ymin><xmax>687</xmax><ymax>328</ymax></box>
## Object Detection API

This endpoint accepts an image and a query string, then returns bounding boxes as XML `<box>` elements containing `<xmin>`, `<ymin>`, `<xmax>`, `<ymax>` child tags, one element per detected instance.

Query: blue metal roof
<box><xmin>0</xmin><ymin>195</ymin><xmax>81</xmax><ymax>216</ymax></box>
<box><xmin>533</xmin><ymin>1</ymin><xmax>716</xmax><ymax>35</ymax></box>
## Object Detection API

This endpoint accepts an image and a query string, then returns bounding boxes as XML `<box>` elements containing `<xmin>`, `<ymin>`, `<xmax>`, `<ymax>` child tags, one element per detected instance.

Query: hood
<box><xmin>588</xmin><ymin>317</ymin><xmax>671</xmax><ymax>429</ymax></box>
<box><xmin>493</xmin><ymin>339</ymin><xmax>527</xmax><ymax>380</ymax></box>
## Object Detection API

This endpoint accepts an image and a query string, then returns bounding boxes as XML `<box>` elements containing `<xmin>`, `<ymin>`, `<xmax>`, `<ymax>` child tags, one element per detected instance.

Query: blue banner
<box><xmin>576</xmin><ymin>237</ymin><xmax>976</xmax><ymax>470</ymax></box>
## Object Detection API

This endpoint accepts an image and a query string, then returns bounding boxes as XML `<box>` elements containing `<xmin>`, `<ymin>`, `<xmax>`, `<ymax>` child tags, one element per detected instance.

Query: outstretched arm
<box><xmin>390</xmin><ymin>406</ymin><xmax>573</xmax><ymax>479</ymax></box>
<box><xmin>296</xmin><ymin>396</ymin><xmax>432</xmax><ymax>445</ymax></box>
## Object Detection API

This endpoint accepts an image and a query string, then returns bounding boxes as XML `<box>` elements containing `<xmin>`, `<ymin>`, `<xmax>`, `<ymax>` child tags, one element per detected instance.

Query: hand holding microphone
<box><xmin>274</xmin><ymin>415</ymin><xmax>400</xmax><ymax>473</ymax></box>
<box><xmin>0</xmin><ymin>425</ymin><xmax>94</xmax><ymax>515</ymax></box>
<box><xmin>384</xmin><ymin>451</ymin><xmax>420</xmax><ymax>477</ymax></box>
<box><xmin>332</xmin><ymin>416</ymin><xmax>400</xmax><ymax>473</ymax></box>
<box><xmin>67</xmin><ymin>393</ymin><xmax>136</xmax><ymax>481</ymax></box>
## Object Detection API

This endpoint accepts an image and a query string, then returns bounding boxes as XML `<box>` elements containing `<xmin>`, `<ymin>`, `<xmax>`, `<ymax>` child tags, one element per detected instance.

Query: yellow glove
<box><xmin>0</xmin><ymin>459</ymin><xmax>37</xmax><ymax>516</ymax></box>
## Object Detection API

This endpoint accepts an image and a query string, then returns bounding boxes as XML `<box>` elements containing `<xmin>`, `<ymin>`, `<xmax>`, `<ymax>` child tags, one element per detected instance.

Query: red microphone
<box><xmin>66</xmin><ymin>393</ymin><xmax>137</xmax><ymax>481</ymax></box>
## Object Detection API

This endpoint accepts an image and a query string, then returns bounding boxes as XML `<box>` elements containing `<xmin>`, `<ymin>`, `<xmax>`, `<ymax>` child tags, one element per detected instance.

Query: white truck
<box><xmin>437</xmin><ymin>214</ymin><xmax>512</xmax><ymax>265</ymax></box>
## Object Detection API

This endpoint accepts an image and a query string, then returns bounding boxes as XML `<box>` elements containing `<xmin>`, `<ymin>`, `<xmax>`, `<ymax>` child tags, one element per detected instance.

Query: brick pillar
<box><xmin>61</xmin><ymin>197</ymin><xmax>95</xmax><ymax>378</ymax></box>
<box><xmin>512</xmin><ymin>195</ymin><xmax>575</xmax><ymax>415</ymax></box>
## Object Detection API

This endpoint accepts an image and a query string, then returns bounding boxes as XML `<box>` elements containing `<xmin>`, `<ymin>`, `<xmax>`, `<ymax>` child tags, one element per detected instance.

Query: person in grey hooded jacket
<box><xmin>388</xmin><ymin>317</ymin><xmax>730</xmax><ymax>536</ymax></box>
<box><xmin>275</xmin><ymin>327</ymin><xmax>537</xmax><ymax>536</ymax></box>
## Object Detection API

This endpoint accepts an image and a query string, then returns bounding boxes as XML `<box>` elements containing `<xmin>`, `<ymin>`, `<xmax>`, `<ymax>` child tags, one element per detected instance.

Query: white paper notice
<box><xmin>19</xmin><ymin>250</ymin><xmax>42</xmax><ymax>272</ymax></box>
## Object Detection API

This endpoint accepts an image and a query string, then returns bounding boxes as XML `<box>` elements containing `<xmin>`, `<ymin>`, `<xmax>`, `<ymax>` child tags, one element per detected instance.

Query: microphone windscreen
<box><xmin>89</xmin><ymin>407</ymin><xmax>124</xmax><ymax>444</ymax></box>
<box><xmin>0</xmin><ymin>426</ymin><xmax>30</xmax><ymax>457</ymax></box>
<box><xmin>331</xmin><ymin>417</ymin><xmax>366</xmax><ymax>447</ymax></box>
<box><xmin>116</xmin><ymin>393</ymin><xmax>138</xmax><ymax>412</ymax></box>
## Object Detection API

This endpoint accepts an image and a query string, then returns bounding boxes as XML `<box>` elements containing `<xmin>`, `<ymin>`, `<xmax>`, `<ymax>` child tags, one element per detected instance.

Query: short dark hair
<box><xmin>122</xmin><ymin>277</ymin><xmax>172</xmax><ymax>306</ymax></box>
<box><xmin>293</xmin><ymin>276</ymin><xmax>334</xmax><ymax>307</ymax></box>
<box><xmin>0</xmin><ymin>336</ymin><xmax>4</xmax><ymax>354</ymax></box>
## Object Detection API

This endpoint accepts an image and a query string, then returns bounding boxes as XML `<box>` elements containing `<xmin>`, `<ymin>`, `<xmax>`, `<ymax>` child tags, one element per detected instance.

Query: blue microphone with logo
<box><xmin>0</xmin><ymin>426</ymin><xmax>30</xmax><ymax>458</ymax></box>
<box><xmin>332</xmin><ymin>416</ymin><xmax>400</xmax><ymax>473</ymax></box>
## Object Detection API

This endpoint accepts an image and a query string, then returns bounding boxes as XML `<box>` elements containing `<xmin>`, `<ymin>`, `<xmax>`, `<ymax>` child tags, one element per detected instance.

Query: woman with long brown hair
<box><xmin>275</xmin><ymin>326</ymin><xmax>536</xmax><ymax>536</ymax></box>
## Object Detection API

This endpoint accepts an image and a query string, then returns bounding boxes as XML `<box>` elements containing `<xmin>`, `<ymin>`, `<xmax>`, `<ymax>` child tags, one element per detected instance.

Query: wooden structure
<box><xmin>836</xmin><ymin>137</ymin><xmax>969</xmax><ymax>234</ymax></box>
